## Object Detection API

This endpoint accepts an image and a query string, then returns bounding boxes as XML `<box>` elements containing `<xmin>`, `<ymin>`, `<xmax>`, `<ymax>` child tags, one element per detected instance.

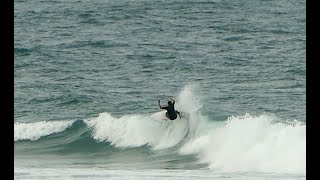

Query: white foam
<box><xmin>14</xmin><ymin>120</ymin><xmax>75</xmax><ymax>141</ymax></box>
<box><xmin>15</xmin><ymin>166</ymin><xmax>303</xmax><ymax>180</ymax></box>
<box><xmin>179</xmin><ymin>114</ymin><xmax>306</xmax><ymax>174</ymax></box>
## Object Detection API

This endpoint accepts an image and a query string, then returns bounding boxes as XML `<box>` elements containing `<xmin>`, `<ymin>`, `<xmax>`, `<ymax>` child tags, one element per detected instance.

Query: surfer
<box><xmin>157</xmin><ymin>98</ymin><xmax>181</xmax><ymax>120</ymax></box>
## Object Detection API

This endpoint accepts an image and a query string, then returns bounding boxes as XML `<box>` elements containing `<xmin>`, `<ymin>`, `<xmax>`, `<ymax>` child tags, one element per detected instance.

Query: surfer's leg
<box><xmin>165</xmin><ymin>112</ymin><xmax>169</xmax><ymax>119</ymax></box>
<box><xmin>166</xmin><ymin>112</ymin><xmax>176</xmax><ymax>120</ymax></box>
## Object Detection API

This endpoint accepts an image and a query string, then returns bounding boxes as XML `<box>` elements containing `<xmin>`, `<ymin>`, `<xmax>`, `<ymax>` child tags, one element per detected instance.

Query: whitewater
<box><xmin>14</xmin><ymin>86</ymin><xmax>306</xmax><ymax>179</ymax></box>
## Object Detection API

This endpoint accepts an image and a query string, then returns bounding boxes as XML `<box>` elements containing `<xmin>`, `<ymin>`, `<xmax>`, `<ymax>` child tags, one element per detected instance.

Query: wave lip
<box><xmin>14</xmin><ymin>120</ymin><xmax>75</xmax><ymax>141</ymax></box>
<box><xmin>84</xmin><ymin>112</ymin><xmax>189</xmax><ymax>150</ymax></box>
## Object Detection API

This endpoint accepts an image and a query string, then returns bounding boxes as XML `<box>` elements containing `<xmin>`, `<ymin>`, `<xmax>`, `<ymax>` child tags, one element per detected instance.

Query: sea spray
<box><xmin>176</xmin><ymin>85</ymin><xmax>204</xmax><ymax>137</ymax></box>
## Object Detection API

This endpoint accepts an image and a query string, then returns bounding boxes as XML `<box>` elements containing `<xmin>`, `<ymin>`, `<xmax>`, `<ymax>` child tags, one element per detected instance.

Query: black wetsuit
<box><xmin>161</xmin><ymin>103</ymin><xmax>179</xmax><ymax>120</ymax></box>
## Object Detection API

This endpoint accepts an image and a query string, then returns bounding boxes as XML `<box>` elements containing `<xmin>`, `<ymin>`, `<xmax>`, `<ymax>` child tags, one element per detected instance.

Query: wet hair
<box><xmin>168</xmin><ymin>101</ymin><xmax>173</xmax><ymax>105</ymax></box>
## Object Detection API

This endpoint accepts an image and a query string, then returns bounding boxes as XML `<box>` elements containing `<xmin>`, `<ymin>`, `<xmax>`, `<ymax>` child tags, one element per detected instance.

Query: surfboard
<box><xmin>150</xmin><ymin>111</ymin><xmax>187</xmax><ymax>122</ymax></box>
<box><xmin>150</xmin><ymin>111</ymin><xmax>169</xmax><ymax>121</ymax></box>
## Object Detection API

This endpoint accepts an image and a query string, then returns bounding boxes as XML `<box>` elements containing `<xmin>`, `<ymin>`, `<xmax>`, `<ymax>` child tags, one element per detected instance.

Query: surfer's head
<box><xmin>168</xmin><ymin>101</ymin><xmax>173</xmax><ymax>105</ymax></box>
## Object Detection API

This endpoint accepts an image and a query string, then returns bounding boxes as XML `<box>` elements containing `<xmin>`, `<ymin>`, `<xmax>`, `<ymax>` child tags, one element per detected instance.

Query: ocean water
<box><xmin>14</xmin><ymin>0</ymin><xmax>306</xmax><ymax>179</ymax></box>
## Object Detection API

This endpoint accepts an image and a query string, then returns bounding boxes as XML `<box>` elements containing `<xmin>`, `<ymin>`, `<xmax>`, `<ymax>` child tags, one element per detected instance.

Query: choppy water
<box><xmin>14</xmin><ymin>0</ymin><xmax>305</xmax><ymax>179</ymax></box>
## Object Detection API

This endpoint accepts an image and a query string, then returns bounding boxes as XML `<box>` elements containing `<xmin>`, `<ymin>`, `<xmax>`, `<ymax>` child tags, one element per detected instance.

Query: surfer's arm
<box><xmin>171</xmin><ymin>98</ymin><xmax>175</xmax><ymax>105</ymax></box>
<box><xmin>158</xmin><ymin>100</ymin><xmax>168</xmax><ymax>110</ymax></box>
<box><xmin>157</xmin><ymin>100</ymin><xmax>163</xmax><ymax>109</ymax></box>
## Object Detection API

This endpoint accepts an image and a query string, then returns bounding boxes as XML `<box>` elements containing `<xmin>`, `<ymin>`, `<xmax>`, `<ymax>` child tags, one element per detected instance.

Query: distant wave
<box><xmin>14</xmin><ymin>120</ymin><xmax>75</xmax><ymax>141</ymax></box>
